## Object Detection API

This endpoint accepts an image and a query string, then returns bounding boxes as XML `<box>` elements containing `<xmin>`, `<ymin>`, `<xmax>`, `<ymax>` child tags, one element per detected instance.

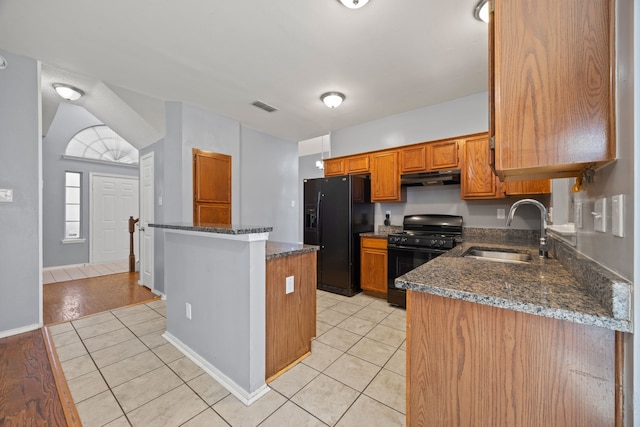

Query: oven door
<box><xmin>387</xmin><ymin>245</ymin><xmax>447</xmax><ymax>308</ymax></box>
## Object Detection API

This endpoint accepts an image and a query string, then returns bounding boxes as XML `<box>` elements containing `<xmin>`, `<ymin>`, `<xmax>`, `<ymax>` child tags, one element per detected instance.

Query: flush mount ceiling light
<box><xmin>0</xmin><ymin>55</ymin><xmax>7</xmax><ymax>70</ymax></box>
<box><xmin>337</xmin><ymin>0</ymin><xmax>370</xmax><ymax>9</ymax></box>
<box><xmin>321</xmin><ymin>92</ymin><xmax>345</xmax><ymax>108</ymax></box>
<box><xmin>474</xmin><ymin>0</ymin><xmax>489</xmax><ymax>23</ymax></box>
<box><xmin>53</xmin><ymin>83</ymin><xmax>85</xmax><ymax>101</ymax></box>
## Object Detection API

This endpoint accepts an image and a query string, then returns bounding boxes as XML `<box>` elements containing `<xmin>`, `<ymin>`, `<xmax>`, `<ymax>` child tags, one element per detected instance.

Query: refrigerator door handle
<box><xmin>317</xmin><ymin>191</ymin><xmax>322</xmax><ymax>247</ymax></box>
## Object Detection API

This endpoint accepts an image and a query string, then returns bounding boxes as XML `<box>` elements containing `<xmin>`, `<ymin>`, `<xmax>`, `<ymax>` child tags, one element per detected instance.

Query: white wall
<box><xmin>0</xmin><ymin>51</ymin><xmax>42</xmax><ymax>335</ymax></box>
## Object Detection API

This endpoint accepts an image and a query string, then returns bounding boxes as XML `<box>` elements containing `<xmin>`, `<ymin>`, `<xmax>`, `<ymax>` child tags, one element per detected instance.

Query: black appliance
<box><xmin>387</xmin><ymin>214</ymin><xmax>463</xmax><ymax>307</ymax></box>
<box><xmin>304</xmin><ymin>175</ymin><xmax>374</xmax><ymax>296</ymax></box>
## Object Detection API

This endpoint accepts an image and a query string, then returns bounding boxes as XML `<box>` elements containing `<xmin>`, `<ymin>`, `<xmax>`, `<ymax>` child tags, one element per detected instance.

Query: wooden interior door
<box><xmin>193</xmin><ymin>148</ymin><xmax>231</xmax><ymax>225</ymax></box>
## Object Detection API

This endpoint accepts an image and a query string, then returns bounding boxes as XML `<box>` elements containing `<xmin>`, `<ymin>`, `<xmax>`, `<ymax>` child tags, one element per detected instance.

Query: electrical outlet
<box><xmin>286</xmin><ymin>276</ymin><xmax>294</xmax><ymax>294</ymax></box>
<box><xmin>0</xmin><ymin>189</ymin><xmax>13</xmax><ymax>203</ymax></box>
<box><xmin>186</xmin><ymin>302</ymin><xmax>192</xmax><ymax>319</ymax></box>
<box><xmin>497</xmin><ymin>208</ymin><xmax>505</xmax><ymax>219</ymax></box>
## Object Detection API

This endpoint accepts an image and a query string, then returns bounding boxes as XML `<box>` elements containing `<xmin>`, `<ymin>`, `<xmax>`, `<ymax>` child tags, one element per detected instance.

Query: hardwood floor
<box><xmin>0</xmin><ymin>329</ymin><xmax>67</xmax><ymax>426</ymax></box>
<box><xmin>43</xmin><ymin>272</ymin><xmax>158</xmax><ymax>325</ymax></box>
<box><xmin>1</xmin><ymin>272</ymin><xmax>158</xmax><ymax>426</ymax></box>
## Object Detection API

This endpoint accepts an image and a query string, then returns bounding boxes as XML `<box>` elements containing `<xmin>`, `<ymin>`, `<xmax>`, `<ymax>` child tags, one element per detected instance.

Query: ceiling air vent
<box><xmin>251</xmin><ymin>100</ymin><xmax>278</xmax><ymax>113</ymax></box>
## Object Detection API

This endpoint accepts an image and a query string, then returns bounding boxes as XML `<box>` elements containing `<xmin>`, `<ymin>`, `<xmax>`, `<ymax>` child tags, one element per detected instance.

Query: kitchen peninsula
<box><xmin>397</xmin><ymin>231</ymin><xmax>631</xmax><ymax>426</ymax></box>
<box><xmin>149</xmin><ymin>222</ymin><xmax>317</xmax><ymax>406</ymax></box>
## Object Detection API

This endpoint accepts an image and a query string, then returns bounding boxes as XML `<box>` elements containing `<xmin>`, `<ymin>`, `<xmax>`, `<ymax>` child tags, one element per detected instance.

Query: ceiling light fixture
<box><xmin>53</xmin><ymin>83</ymin><xmax>85</xmax><ymax>101</ymax></box>
<box><xmin>321</xmin><ymin>92</ymin><xmax>345</xmax><ymax>109</ymax></box>
<box><xmin>337</xmin><ymin>0</ymin><xmax>370</xmax><ymax>9</ymax></box>
<box><xmin>0</xmin><ymin>55</ymin><xmax>7</xmax><ymax>70</ymax></box>
<box><xmin>474</xmin><ymin>0</ymin><xmax>489</xmax><ymax>23</ymax></box>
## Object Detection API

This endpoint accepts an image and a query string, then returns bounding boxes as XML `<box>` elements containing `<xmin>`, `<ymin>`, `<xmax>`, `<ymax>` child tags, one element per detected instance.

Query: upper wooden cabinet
<box><xmin>429</xmin><ymin>140</ymin><xmax>459</xmax><ymax>170</ymax></box>
<box><xmin>323</xmin><ymin>158</ymin><xmax>345</xmax><ymax>176</ymax></box>
<box><xmin>346</xmin><ymin>155</ymin><xmax>370</xmax><ymax>174</ymax></box>
<box><xmin>400</xmin><ymin>139</ymin><xmax>459</xmax><ymax>174</ymax></box>
<box><xmin>400</xmin><ymin>145</ymin><xmax>428</xmax><ymax>173</ymax></box>
<box><xmin>461</xmin><ymin>134</ymin><xmax>551</xmax><ymax>200</ymax></box>
<box><xmin>371</xmin><ymin>150</ymin><xmax>403</xmax><ymax>202</ymax></box>
<box><xmin>503</xmin><ymin>180</ymin><xmax>551</xmax><ymax>196</ymax></box>
<box><xmin>324</xmin><ymin>155</ymin><xmax>369</xmax><ymax>177</ymax></box>
<box><xmin>461</xmin><ymin>134</ymin><xmax>502</xmax><ymax>200</ymax></box>
<box><xmin>491</xmin><ymin>0</ymin><xmax>616</xmax><ymax>181</ymax></box>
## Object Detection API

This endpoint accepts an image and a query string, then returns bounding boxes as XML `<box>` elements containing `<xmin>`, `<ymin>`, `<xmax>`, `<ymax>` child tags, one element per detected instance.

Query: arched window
<box><xmin>65</xmin><ymin>125</ymin><xmax>138</xmax><ymax>164</ymax></box>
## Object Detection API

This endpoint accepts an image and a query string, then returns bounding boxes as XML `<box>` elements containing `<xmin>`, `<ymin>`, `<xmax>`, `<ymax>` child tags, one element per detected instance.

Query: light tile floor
<box><xmin>43</xmin><ymin>260</ymin><xmax>130</xmax><ymax>284</ymax></box>
<box><xmin>48</xmin><ymin>290</ymin><xmax>407</xmax><ymax>426</ymax></box>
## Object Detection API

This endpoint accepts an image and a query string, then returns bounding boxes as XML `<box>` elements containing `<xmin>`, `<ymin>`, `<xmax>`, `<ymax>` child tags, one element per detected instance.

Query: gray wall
<box><xmin>569</xmin><ymin>1</ymin><xmax>634</xmax><ymax>282</ymax></box>
<box><xmin>149</xmin><ymin>102</ymin><xmax>300</xmax><ymax>294</ymax></box>
<box><xmin>0</xmin><ymin>51</ymin><xmax>41</xmax><ymax>334</ymax></box>
<box><xmin>240</xmin><ymin>126</ymin><xmax>298</xmax><ymax>243</ymax></box>
<box><xmin>329</xmin><ymin>91</ymin><xmax>544</xmax><ymax>230</ymax></box>
<box><xmin>42</xmin><ymin>103</ymin><xmax>138</xmax><ymax>267</ymax></box>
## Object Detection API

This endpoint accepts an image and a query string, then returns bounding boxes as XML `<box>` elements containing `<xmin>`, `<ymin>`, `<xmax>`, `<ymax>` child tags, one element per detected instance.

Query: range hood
<box><xmin>400</xmin><ymin>170</ymin><xmax>461</xmax><ymax>186</ymax></box>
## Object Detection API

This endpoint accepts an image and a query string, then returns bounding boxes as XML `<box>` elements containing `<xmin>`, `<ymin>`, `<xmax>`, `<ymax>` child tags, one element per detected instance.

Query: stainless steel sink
<box><xmin>462</xmin><ymin>246</ymin><xmax>532</xmax><ymax>264</ymax></box>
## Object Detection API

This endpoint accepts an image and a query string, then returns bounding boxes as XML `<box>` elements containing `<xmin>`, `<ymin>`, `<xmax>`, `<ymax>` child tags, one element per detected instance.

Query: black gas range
<box><xmin>387</xmin><ymin>214</ymin><xmax>463</xmax><ymax>307</ymax></box>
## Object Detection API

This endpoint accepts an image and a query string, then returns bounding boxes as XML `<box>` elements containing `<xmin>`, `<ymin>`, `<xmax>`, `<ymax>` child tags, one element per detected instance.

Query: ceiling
<box><xmin>0</xmin><ymin>0</ymin><xmax>488</xmax><ymax>148</ymax></box>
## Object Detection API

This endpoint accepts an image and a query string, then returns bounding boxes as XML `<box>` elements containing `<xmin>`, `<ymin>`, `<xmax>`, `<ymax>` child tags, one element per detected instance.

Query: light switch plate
<box><xmin>593</xmin><ymin>198</ymin><xmax>606</xmax><ymax>233</ymax></box>
<box><xmin>612</xmin><ymin>194</ymin><xmax>624</xmax><ymax>237</ymax></box>
<box><xmin>497</xmin><ymin>209</ymin><xmax>505</xmax><ymax>219</ymax></box>
<box><xmin>576</xmin><ymin>203</ymin><xmax>583</xmax><ymax>228</ymax></box>
<box><xmin>0</xmin><ymin>188</ymin><xmax>13</xmax><ymax>202</ymax></box>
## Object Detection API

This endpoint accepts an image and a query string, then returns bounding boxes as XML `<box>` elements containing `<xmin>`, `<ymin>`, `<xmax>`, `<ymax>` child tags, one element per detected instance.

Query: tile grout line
<box><xmin>57</xmin><ymin>294</ymin><xmax>407</xmax><ymax>426</ymax></box>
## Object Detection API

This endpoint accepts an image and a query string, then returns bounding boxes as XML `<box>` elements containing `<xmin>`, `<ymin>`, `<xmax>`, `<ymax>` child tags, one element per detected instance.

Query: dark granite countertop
<box><xmin>360</xmin><ymin>233</ymin><xmax>389</xmax><ymax>239</ymax></box>
<box><xmin>266</xmin><ymin>241</ymin><xmax>318</xmax><ymax>260</ymax></box>
<box><xmin>396</xmin><ymin>235</ymin><xmax>632</xmax><ymax>332</ymax></box>
<box><xmin>149</xmin><ymin>222</ymin><xmax>273</xmax><ymax>234</ymax></box>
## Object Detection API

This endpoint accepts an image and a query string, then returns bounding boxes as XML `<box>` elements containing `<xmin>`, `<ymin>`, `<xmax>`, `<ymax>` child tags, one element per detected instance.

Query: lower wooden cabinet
<box><xmin>360</xmin><ymin>237</ymin><xmax>388</xmax><ymax>298</ymax></box>
<box><xmin>407</xmin><ymin>291</ymin><xmax>619</xmax><ymax>427</ymax></box>
<box><xmin>265</xmin><ymin>251</ymin><xmax>316</xmax><ymax>381</ymax></box>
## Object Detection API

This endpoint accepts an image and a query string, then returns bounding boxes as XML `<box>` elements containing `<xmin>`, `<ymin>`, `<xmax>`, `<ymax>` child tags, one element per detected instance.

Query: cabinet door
<box><xmin>492</xmin><ymin>0</ymin><xmax>615</xmax><ymax>180</ymax></box>
<box><xmin>193</xmin><ymin>149</ymin><xmax>231</xmax><ymax>225</ymax></box>
<box><xmin>401</xmin><ymin>145</ymin><xmax>428</xmax><ymax>173</ymax></box>
<box><xmin>503</xmin><ymin>180</ymin><xmax>551</xmax><ymax>196</ymax></box>
<box><xmin>323</xmin><ymin>158</ymin><xmax>345</xmax><ymax>176</ymax></box>
<box><xmin>371</xmin><ymin>151</ymin><xmax>402</xmax><ymax>202</ymax></box>
<box><xmin>360</xmin><ymin>238</ymin><xmax>388</xmax><ymax>298</ymax></box>
<box><xmin>429</xmin><ymin>140</ymin><xmax>459</xmax><ymax>170</ymax></box>
<box><xmin>460</xmin><ymin>135</ymin><xmax>501</xmax><ymax>199</ymax></box>
<box><xmin>408</xmin><ymin>291</ymin><xmax>616</xmax><ymax>427</ymax></box>
<box><xmin>347</xmin><ymin>155</ymin><xmax>370</xmax><ymax>174</ymax></box>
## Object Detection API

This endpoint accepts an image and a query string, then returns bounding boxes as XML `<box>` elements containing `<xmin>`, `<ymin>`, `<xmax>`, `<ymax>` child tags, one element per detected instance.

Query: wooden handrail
<box><xmin>129</xmin><ymin>216</ymin><xmax>139</xmax><ymax>272</ymax></box>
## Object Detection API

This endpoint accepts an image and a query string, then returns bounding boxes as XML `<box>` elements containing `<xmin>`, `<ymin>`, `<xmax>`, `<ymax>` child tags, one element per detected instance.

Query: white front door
<box><xmin>139</xmin><ymin>153</ymin><xmax>154</xmax><ymax>290</ymax></box>
<box><xmin>91</xmin><ymin>174</ymin><xmax>139</xmax><ymax>263</ymax></box>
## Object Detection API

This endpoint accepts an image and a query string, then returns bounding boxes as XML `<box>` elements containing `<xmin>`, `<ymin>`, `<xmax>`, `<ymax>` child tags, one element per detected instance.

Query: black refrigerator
<box><xmin>303</xmin><ymin>175</ymin><xmax>374</xmax><ymax>296</ymax></box>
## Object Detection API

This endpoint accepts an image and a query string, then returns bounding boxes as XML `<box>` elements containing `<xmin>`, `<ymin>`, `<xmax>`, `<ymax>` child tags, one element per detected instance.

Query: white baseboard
<box><xmin>162</xmin><ymin>331</ymin><xmax>270</xmax><ymax>406</ymax></box>
<box><xmin>0</xmin><ymin>322</ymin><xmax>43</xmax><ymax>339</ymax></box>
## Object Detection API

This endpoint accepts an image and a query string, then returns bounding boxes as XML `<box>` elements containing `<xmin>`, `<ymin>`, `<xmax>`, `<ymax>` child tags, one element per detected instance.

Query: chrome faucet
<box><xmin>506</xmin><ymin>198</ymin><xmax>548</xmax><ymax>258</ymax></box>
